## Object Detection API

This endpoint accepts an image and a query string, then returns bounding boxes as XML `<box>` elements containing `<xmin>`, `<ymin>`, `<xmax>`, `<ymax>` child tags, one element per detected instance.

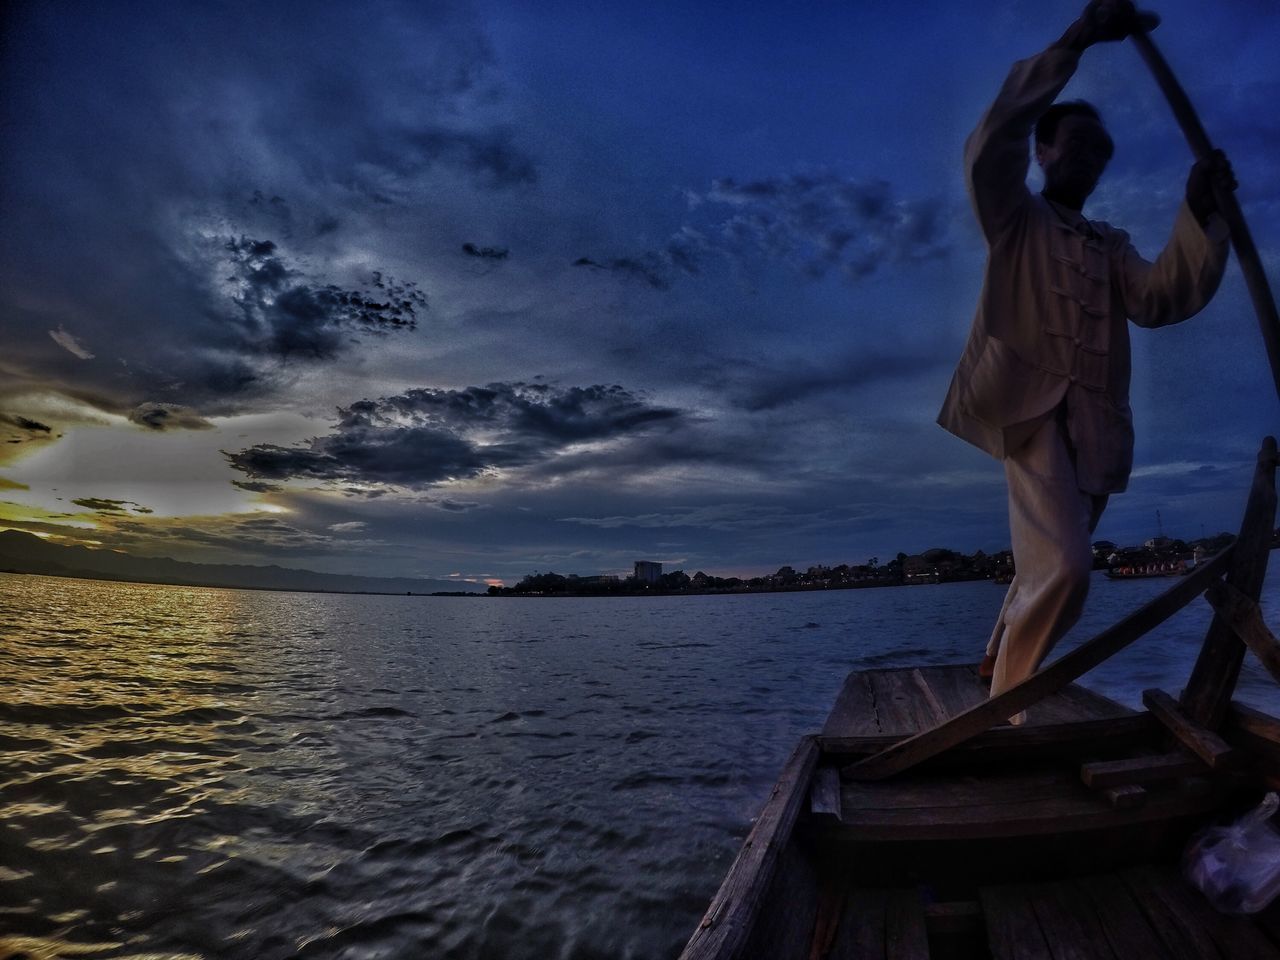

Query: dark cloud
<box><xmin>558</xmin><ymin>503</ymin><xmax>824</xmax><ymax>532</ymax></box>
<box><xmin>221</xmin><ymin>238</ymin><xmax>424</xmax><ymax>361</ymax></box>
<box><xmin>717</xmin><ymin>348</ymin><xmax>953</xmax><ymax>412</ymax></box>
<box><xmin>700</xmin><ymin>174</ymin><xmax>951</xmax><ymax>280</ymax></box>
<box><xmin>396</xmin><ymin>127</ymin><xmax>537</xmax><ymax>189</ymax></box>
<box><xmin>438</xmin><ymin>498</ymin><xmax>482</xmax><ymax>512</ymax></box>
<box><xmin>462</xmin><ymin>243</ymin><xmax>510</xmax><ymax>260</ymax></box>
<box><xmin>71</xmin><ymin>498</ymin><xmax>153</xmax><ymax>514</ymax></box>
<box><xmin>227</xmin><ymin>381</ymin><xmax>684</xmax><ymax>488</ymax></box>
<box><xmin>0</xmin><ymin>0</ymin><xmax>516</xmax><ymax>417</ymax></box>
<box><xmin>1</xmin><ymin>414</ymin><xmax>53</xmax><ymax>435</ymax></box>
<box><xmin>128</xmin><ymin>403</ymin><xmax>216</xmax><ymax>431</ymax></box>
<box><xmin>572</xmin><ymin>255</ymin><xmax>673</xmax><ymax>290</ymax></box>
<box><xmin>575</xmin><ymin>174</ymin><xmax>951</xmax><ymax>289</ymax></box>
<box><xmin>0</xmin><ymin>413</ymin><xmax>59</xmax><ymax>452</ymax></box>
<box><xmin>232</xmin><ymin>479</ymin><xmax>284</xmax><ymax>494</ymax></box>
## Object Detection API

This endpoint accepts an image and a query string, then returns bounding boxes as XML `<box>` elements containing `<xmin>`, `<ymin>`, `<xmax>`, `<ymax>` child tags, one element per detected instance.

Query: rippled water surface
<box><xmin>2</xmin><ymin>570</ymin><xmax>1277</xmax><ymax>958</ymax></box>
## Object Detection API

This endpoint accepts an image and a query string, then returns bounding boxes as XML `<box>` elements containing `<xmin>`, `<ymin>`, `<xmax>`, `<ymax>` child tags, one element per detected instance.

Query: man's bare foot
<box><xmin>979</xmin><ymin>652</ymin><xmax>997</xmax><ymax>680</ymax></box>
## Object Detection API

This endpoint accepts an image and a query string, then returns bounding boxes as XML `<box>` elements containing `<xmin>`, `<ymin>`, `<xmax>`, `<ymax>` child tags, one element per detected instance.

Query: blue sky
<box><xmin>2</xmin><ymin>0</ymin><xmax>1278</xmax><ymax>585</ymax></box>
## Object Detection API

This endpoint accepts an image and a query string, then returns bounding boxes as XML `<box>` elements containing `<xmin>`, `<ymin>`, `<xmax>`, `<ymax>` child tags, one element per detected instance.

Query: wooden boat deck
<box><xmin>679</xmin><ymin>441</ymin><xmax>1280</xmax><ymax>959</ymax></box>
<box><xmin>811</xmin><ymin>865</ymin><xmax>1280</xmax><ymax>959</ymax></box>
<box><xmin>816</xmin><ymin>665</ymin><xmax>1228</xmax><ymax>840</ymax></box>
<box><xmin>822</xmin><ymin>664</ymin><xmax>1135</xmax><ymax>740</ymax></box>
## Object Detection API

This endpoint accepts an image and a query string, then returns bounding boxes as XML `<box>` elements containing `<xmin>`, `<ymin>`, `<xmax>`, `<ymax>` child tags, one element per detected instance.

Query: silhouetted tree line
<box><xmin>487</xmin><ymin>529</ymin><xmax>1256</xmax><ymax>597</ymax></box>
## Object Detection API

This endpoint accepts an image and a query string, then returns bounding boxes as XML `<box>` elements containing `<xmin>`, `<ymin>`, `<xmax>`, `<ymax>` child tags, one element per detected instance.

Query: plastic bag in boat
<box><xmin>1184</xmin><ymin>792</ymin><xmax>1280</xmax><ymax>913</ymax></box>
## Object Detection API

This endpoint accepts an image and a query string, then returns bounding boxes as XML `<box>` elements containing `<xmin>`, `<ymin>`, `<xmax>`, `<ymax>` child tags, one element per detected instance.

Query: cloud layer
<box><xmin>227</xmin><ymin>381</ymin><xmax>684</xmax><ymax>488</ymax></box>
<box><xmin>575</xmin><ymin>173</ymin><xmax>953</xmax><ymax>289</ymax></box>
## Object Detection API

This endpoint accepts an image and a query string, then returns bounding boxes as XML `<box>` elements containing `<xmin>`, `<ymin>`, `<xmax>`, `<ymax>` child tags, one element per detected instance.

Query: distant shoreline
<box><xmin>0</xmin><ymin>568</ymin><xmax>483</xmax><ymax>598</ymax></box>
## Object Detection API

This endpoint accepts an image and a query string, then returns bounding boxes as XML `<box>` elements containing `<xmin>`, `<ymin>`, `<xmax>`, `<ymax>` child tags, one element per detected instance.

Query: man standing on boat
<box><xmin>937</xmin><ymin>0</ymin><xmax>1235</xmax><ymax>717</ymax></box>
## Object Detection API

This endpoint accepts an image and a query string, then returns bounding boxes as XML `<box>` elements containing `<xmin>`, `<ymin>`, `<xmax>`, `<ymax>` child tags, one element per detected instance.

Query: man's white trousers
<box><xmin>986</xmin><ymin>414</ymin><xmax>1108</xmax><ymax>718</ymax></box>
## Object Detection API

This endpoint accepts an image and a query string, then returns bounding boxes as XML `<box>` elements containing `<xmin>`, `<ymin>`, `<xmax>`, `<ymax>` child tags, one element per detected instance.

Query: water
<box><xmin>1</xmin><ymin>569</ymin><xmax>1277</xmax><ymax>959</ymax></box>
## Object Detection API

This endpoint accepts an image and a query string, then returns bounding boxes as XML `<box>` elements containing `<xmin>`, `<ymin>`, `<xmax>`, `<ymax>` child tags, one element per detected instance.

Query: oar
<box><xmin>1128</xmin><ymin>12</ymin><xmax>1280</xmax><ymax>404</ymax></box>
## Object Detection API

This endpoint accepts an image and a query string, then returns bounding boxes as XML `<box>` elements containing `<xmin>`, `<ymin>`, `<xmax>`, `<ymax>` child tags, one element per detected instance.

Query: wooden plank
<box><xmin>884</xmin><ymin>889</ymin><xmax>929</xmax><ymax>960</ymax></box>
<box><xmin>1073</xmin><ymin>874</ymin><xmax>1176</xmax><ymax>958</ymax></box>
<box><xmin>822</xmin><ymin>712</ymin><xmax>1158</xmax><ymax>759</ymax></box>
<box><xmin>915</xmin><ymin>664</ymin><xmax>987</xmax><ymax>718</ymax></box>
<box><xmin>843</xmin><ymin>547</ymin><xmax>1233</xmax><ymax>782</ymax></box>
<box><xmin>1025</xmin><ymin>684</ymin><xmax>1099</xmax><ymax>726</ymax></box>
<box><xmin>1081</xmin><ymin>752</ymin><xmax>1205</xmax><ymax>788</ymax></box>
<box><xmin>1143</xmin><ymin>689</ymin><xmax>1242</xmax><ymax>770</ymax></box>
<box><xmin>1053</xmin><ymin>681</ymin><xmax>1138</xmax><ymax>720</ymax></box>
<box><xmin>836</xmin><ymin>777</ymin><xmax>1224</xmax><ymax>841</ymax></box>
<box><xmin>741</xmin><ymin>843</ymin><xmax>820</xmax><ymax>960</ymax></box>
<box><xmin>810</xmin><ymin>766</ymin><xmax>842</xmax><ymax>818</ymax></box>
<box><xmin>842</xmin><ymin>769</ymin><xmax>1077</xmax><ymax>812</ymax></box>
<box><xmin>1024</xmin><ymin>879</ymin><xmax>1120</xmax><ymax>960</ymax></box>
<box><xmin>867</xmin><ymin>670</ymin><xmax>938</xmax><ymax>736</ymax></box>
<box><xmin>924</xmin><ymin>900</ymin><xmax>983</xmax><ymax>937</ymax></box>
<box><xmin>1119</xmin><ymin>866</ymin><xmax>1224</xmax><ymax>959</ymax></box>
<box><xmin>1230</xmin><ymin>701</ymin><xmax>1280</xmax><ymax>743</ymax></box>
<box><xmin>823</xmin><ymin>672</ymin><xmax>882</xmax><ymax>738</ymax></box>
<box><xmin>1123</xmin><ymin>865</ymin><xmax>1280</xmax><ymax>960</ymax></box>
<box><xmin>829</xmin><ymin>889</ymin><xmax>885</xmax><ymax>960</ymax></box>
<box><xmin>1183</xmin><ymin>437</ymin><xmax>1278</xmax><ymax>729</ymax></box>
<box><xmin>679</xmin><ymin>736</ymin><xmax>820</xmax><ymax>960</ymax></box>
<box><xmin>909</xmin><ymin>668</ymin><xmax>949</xmax><ymax>726</ymax></box>
<box><xmin>1225</xmin><ymin>701</ymin><xmax>1280</xmax><ymax>769</ymax></box>
<box><xmin>1103</xmin><ymin>784</ymin><xmax>1146</xmax><ymax>810</ymax></box>
<box><xmin>1206</xmin><ymin>579</ymin><xmax>1280</xmax><ymax>686</ymax></box>
<box><xmin>981</xmin><ymin>884</ymin><xmax>1052</xmax><ymax>960</ymax></box>
<box><xmin>808</xmin><ymin>887</ymin><xmax>843</xmax><ymax>960</ymax></box>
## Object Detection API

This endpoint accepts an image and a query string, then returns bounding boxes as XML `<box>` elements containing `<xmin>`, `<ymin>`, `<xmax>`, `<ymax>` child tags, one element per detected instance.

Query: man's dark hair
<box><xmin>1035</xmin><ymin>100</ymin><xmax>1105</xmax><ymax>145</ymax></box>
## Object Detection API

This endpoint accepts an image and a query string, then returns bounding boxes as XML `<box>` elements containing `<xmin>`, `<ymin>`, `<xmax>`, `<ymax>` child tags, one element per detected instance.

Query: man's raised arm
<box><xmin>965</xmin><ymin>1</ymin><xmax>1142</xmax><ymax>241</ymax></box>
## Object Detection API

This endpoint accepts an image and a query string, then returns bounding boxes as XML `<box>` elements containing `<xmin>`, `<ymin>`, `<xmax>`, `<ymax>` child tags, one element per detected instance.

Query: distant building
<box><xmin>634</xmin><ymin>560</ymin><xmax>662</xmax><ymax>584</ymax></box>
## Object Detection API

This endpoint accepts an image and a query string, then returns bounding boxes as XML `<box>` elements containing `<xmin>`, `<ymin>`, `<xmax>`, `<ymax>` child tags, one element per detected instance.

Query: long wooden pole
<box><xmin>1129</xmin><ymin>26</ymin><xmax>1280</xmax><ymax>404</ymax></box>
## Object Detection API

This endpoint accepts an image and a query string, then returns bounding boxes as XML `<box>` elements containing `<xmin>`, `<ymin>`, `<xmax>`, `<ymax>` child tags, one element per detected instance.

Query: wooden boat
<box><xmin>678</xmin><ymin>440</ymin><xmax>1280</xmax><ymax>959</ymax></box>
<box><xmin>1104</xmin><ymin>560</ymin><xmax>1190</xmax><ymax>580</ymax></box>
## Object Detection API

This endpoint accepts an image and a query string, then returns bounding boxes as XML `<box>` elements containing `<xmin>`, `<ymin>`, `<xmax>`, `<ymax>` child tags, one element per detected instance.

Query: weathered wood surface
<box><xmin>679</xmin><ymin>736</ymin><xmax>819</xmax><ymax>960</ymax></box>
<box><xmin>823</xmin><ymin>713</ymin><xmax>1157</xmax><ymax>761</ymax></box>
<box><xmin>739</xmin><ymin>843</ymin><xmax>820</xmax><ymax>960</ymax></box>
<box><xmin>1206</xmin><ymin>579</ymin><xmax>1280</xmax><ymax>686</ymax></box>
<box><xmin>822</xmin><ymin>664</ymin><xmax>1133</xmax><ymax>741</ymax></box>
<box><xmin>1227</xmin><ymin>701</ymin><xmax>1280</xmax><ymax>787</ymax></box>
<box><xmin>1080</xmin><ymin>751</ymin><xmax>1204</xmax><ymax>789</ymax></box>
<box><xmin>826</xmin><ymin>888</ymin><xmax>928</xmax><ymax>960</ymax></box>
<box><xmin>923</xmin><ymin>900</ymin><xmax>983</xmax><ymax>937</ymax></box>
<box><xmin>838</xmin><ymin>768</ymin><xmax>1224</xmax><ymax>841</ymax></box>
<box><xmin>1120</xmin><ymin>864</ymin><xmax>1280</xmax><ymax>959</ymax></box>
<box><xmin>1227</xmin><ymin>701</ymin><xmax>1280</xmax><ymax>756</ymax></box>
<box><xmin>1143</xmin><ymin>689</ymin><xmax>1242</xmax><ymax>770</ymax></box>
<box><xmin>1182</xmin><ymin>437</ymin><xmax>1278</xmax><ymax>729</ymax></box>
<box><xmin>983</xmin><ymin>866</ymin><xmax>1280</xmax><ymax>959</ymax></box>
<box><xmin>844</xmin><ymin>547</ymin><xmax>1233</xmax><ymax>781</ymax></box>
<box><xmin>981</xmin><ymin>885</ymin><xmax>1053</xmax><ymax>960</ymax></box>
<box><xmin>823</xmin><ymin>672</ymin><xmax>882</xmax><ymax>738</ymax></box>
<box><xmin>1103</xmin><ymin>784</ymin><xmax>1147</xmax><ymax>810</ymax></box>
<box><xmin>810</xmin><ymin>765</ymin><xmax>842</xmax><ymax>818</ymax></box>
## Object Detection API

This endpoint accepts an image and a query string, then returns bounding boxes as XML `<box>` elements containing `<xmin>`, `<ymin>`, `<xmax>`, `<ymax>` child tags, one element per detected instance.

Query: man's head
<box><xmin>1035</xmin><ymin>100</ymin><xmax>1114</xmax><ymax>210</ymax></box>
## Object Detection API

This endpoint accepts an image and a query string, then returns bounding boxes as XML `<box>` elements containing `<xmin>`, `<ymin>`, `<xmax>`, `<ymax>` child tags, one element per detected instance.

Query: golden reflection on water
<box><xmin>1</xmin><ymin>575</ymin><xmax>265</xmax><ymax>959</ymax></box>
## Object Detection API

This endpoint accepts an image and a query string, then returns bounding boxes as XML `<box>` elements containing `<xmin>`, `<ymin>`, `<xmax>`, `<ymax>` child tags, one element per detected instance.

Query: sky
<box><xmin>2</xmin><ymin>0</ymin><xmax>1279</xmax><ymax>587</ymax></box>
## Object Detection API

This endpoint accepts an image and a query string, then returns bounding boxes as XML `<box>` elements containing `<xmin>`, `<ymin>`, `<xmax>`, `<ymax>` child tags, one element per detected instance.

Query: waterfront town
<box><xmin>488</xmin><ymin>529</ymin><xmax>1265</xmax><ymax>597</ymax></box>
